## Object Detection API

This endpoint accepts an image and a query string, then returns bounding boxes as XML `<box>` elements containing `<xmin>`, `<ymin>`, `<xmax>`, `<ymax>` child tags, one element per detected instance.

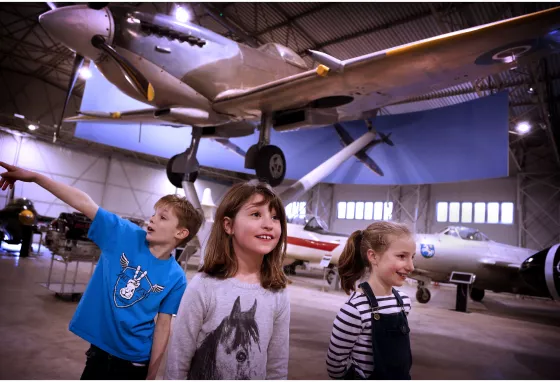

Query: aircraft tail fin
<box><xmin>333</xmin><ymin>122</ymin><xmax>392</xmax><ymax>177</ymax></box>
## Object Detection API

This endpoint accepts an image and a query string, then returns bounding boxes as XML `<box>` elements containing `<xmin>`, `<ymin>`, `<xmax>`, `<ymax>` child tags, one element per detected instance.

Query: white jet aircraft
<box><xmin>282</xmin><ymin>216</ymin><xmax>560</xmax><ymax>304</ymax></box>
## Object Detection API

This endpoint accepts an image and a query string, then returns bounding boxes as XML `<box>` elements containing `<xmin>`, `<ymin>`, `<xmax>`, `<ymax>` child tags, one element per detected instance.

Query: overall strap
<box><xmin>358</xmin><ymin>282</ymin><xmax>379</xmax><ymax>309</ymax></box>
<box><xmin>392</xmin><ymin>288</ymin><xmax>404</xmax><ymax>307</ymax></box>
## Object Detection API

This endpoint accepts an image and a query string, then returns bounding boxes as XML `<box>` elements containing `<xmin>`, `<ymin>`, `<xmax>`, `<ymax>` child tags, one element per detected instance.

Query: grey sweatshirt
<box><xmin>164</xmin><ymin>272</ymin><xmax>290</xmax><ymax>380</ymax></box>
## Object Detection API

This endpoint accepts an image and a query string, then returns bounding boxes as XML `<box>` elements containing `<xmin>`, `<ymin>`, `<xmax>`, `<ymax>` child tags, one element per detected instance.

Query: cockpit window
<box><xmin>303</xmin><ymin>216</ymin><xmax>347</xmax><ymax>237</ymax></box>
<box><xmin>456</xmin><ymin>227</ymin><xmax>489</xmax><ymax>241</ymax></box>
<box><xmin>444</xmin><ymin>229</ymin><xmax>460</xmax><ymax>238</ymax></box>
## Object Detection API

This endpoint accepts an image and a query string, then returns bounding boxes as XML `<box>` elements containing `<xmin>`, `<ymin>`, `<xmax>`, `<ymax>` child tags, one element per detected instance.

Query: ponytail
<box><xmin>338</xmin><ymin>230</ymin><xmax>367</xmax><ymax>295</ymax></box>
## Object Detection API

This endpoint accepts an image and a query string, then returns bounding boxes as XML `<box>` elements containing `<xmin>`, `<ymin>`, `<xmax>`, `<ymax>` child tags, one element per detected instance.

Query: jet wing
<box><xmin>212</xmin><ymin>7</ymin><xmax>560</xmax><ymax>117</ymax></box>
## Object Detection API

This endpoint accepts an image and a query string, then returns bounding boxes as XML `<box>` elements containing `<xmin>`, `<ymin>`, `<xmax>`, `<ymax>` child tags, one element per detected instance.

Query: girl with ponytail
<box><xmin>326</xmin><ymin>221</ymin><xmax>416</xmax><ymax>380</ymax></box>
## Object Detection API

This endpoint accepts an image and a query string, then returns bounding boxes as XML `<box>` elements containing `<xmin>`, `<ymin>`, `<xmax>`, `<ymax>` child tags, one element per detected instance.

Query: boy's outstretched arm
<box><xmin>0</xmin><ymin>161</ymin><xmax>99</xmax><ymax>220</ymax></box>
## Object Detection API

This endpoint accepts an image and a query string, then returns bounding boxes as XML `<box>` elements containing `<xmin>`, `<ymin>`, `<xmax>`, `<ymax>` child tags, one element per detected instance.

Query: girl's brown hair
<box><xmin>200</xmin><ymin>179</ymin><xmax>288</xmax><ymax>290</ymax></box>
<box><xmin>338</xmin><ymin>221</ymin><xmax>412</xmax><ymax>294</ymax></box>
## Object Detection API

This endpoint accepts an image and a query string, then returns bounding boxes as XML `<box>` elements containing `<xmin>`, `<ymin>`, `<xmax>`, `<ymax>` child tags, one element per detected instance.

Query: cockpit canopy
<box><xmin>257</xmin><ymin>43</ymin><xmax>308</xmax><ymax>70</ymax></box>
<box><xmin>439</xmin><ymin>226</ymin><xmax>491</xmax><ymax>242</ymax></box>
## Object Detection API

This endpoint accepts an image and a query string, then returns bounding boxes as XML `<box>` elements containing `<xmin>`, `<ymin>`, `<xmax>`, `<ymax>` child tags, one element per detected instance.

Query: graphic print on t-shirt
<box><xmin>113</xmin><ymin>253</ymin><xmax>165</xmax><ymax>308</ymax></box>
<box><xmin>189</xmin><ymin>296</ymin><xmax>262</xmax><ymax>380</ymax></box>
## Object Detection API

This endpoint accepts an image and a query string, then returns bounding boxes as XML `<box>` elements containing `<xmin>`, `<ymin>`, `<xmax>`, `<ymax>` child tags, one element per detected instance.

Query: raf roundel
<box><xmin>420</xmin><ymin>244</ymin><xmax>435</xmax><ymax>259</ymax></box>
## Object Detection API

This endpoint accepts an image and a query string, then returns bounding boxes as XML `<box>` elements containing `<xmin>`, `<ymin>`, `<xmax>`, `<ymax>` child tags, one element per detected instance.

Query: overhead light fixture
<box><xmin>516</xmin><ymin>121</ymin><xmax>531</xmax><ymax>134</ymax></box>
<box><xmin>79</xmin><ymin>67</ymin><xmax>92</xmax><ymax>80</ymax></box>
<box><xmin>527</xmin><ymin>87</ymin><xmax>535</xmax><ymax>94</ymax></box>
<box><xmin>14</xmin><ymin>113</ymin><xmax>25</xmax><ymax>119</ymax></box>
<box><xmin>175</xmin><ymin>6</ymin><xmax>190</xmax><ymax>22</ymax></box>
<box><xmin>27</xmin><ymin>124</ymin><xmax>38</xmax><ymax>131</ymax></box>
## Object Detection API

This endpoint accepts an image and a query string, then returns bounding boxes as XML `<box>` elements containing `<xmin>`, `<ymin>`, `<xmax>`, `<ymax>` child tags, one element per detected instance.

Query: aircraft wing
<box><xmin>212</xmin><ymin>7</ymin><xmax>560</xmax><ymax>117</ymax></box>
<box><xmin>64</xmin><ymin>109</ymin><xmax>183</xmax><ymax>127</ymax></box>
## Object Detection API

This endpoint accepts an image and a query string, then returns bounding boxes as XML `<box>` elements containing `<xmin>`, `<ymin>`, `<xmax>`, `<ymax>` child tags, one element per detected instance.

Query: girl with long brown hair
<box><xmin>326</xmin><ymin>221</ymin><xmax>416</xmax><ymax>380</ymax></box>
<box><xmin>165</xmin><ymin>180</ymin><xmax>290</xmax><ymax>380</ymax></box>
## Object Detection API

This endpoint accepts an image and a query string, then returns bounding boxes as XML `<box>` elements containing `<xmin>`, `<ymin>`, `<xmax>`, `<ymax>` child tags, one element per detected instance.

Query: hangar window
<box><xmin>436</xmin><ymin>202</ymin><xmax>448</xmax><ymax>222</ymax></box>
<box><xmin>286</xmin><ymin>201</ymin><xmax>306</xmax><ymax>219</ymax></box>
<box><xmin>501</xmin><ymin>202</ymin><xmax>514</xmax><ymax>224</ymax></box>
<box><xmin>337</xmin><ymin>202</ymin><xmax>346</xmax><ymax>219</ymax></box>
<box><xmin>364</xmin><ymin>202</ymin><xmax>374</xmax><ymax>220</ymax></box>
<box><xmin>346</xmin><ymin>202</ymin><xmax>356</xmax><ymax>219</ymax></box>
<box><xmin>355</xmin><ymin>202</ymin><xmax>364</xmax><ymax>220</ymax></box>
<box><xmin>449</xmin><ymin>202</ymin><xmax>460</xmax><ymax>223</ymax></box>
<box><xmin>487</xmin><ymin>202</ymin><xmax>500</xmax><ymax>224</ymax></box>
<box><xmin>474</xmin><ymin>202</ymin><xmax>486</xmax><ymax>223</ymax></box>
<box><xmin>461</xmin><ymin>202</ymin><xmax>473</xmax><ymax>223</ymax></box>
<box><xmin>336</xmin><ymin>201</ymin><xmax>393</xmax><ymax>221</ymax></box>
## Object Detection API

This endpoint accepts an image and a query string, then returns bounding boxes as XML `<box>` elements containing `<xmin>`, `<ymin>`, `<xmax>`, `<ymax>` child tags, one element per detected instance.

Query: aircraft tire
<box><xmin>326</xmin><ymin>269</ymin><xmax>336</xmax><ymax>285</ymax></box>
<box><xmin>416</xmin><ymin>287</ymin><xmax>431</xmax><ymax>304</ymax></box>
<box><xmin>255</xmin><ymin>145</ymin><xmax>286</xmax><ymax>187</ymax></box>
<box><xmin>470</xmin><ymin>287</ymin><xmax>485</xmax><ymax>302</ymax></box>
<box><xmin>166</xmin><ymin>154</ymin><xmax>198</xmax><ymax>188</ymax></box>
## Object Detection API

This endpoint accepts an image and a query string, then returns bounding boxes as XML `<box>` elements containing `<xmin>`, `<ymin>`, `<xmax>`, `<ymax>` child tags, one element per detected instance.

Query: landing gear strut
<box><xmin>416</xmin><ymin>281</ymin><xmax>431</xmax><ymax>304</ymax></box>
<box><xmin>245</xmin><ymin>113</ymin><xmax>286</xmax><ymax>187</ymax></box>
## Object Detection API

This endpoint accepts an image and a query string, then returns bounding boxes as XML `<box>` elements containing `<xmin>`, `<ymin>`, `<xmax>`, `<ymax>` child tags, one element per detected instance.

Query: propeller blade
<box><xmin>91</xmin><ymin>35</ymin><xmax>155</xmax><ymax>102</ymax></box>
<box><xmin>54</xmin><ymin>53</ymin><xmax>84</xmax><ymax>143</ymax></box>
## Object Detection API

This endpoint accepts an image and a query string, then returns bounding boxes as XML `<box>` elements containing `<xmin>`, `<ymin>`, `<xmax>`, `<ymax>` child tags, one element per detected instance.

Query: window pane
<box><xmin>474</xmin><ymin>202</ymin><xmax>486</xmax><ymax>223</ymax></box>
<box><xmin>355</xmin><ymin>202</ymin><xmax>364</xmax><ymax>220</ymax></box>
<box><xmin>436</xmin><ymin>202</ymin><xmax>448</xmax><ymax>222</ymax></box>
<box><xmin>373</xmin><ymin>202</ymin><xmax>383</xmax><ymax>220</ymax></box>
<box><xmin>346</xmin><ymin>202</ymin><xmax>355</xmax><ymax>219</ymax></box>
<box><xmin>286</xmin><ymin>202</ymin><xmax>295</xmax><ymax>219</ymax></box>
<box><xmin>364</xmin><ymin>202</ymin><xmax>373</xmax><ymax>220</ymax></box>
<box><xmin>337</xmin><ymin>202</ymin><xmax>346</xmax><ymax>219</ymax></box>
<box><xmin>449</xmin><ymin>202</ymin><xmax>460</xmax><ymax>223</ymax></box>
<box><xmin>501</xmin><ymin>202</ymin><xmax>514</xmax><ymax>224</ymax></box>
<box><xmin>487</xmin><ymin>202</ymin><xmax>499</xmax><ymax>224</ymax></box>
<box><xmin>297</xmin><ymin>202</ymin><xmax>306</xmax><ymax>218</ymax></box>
<box><xmin>461</xmin><ymin>202</ymin><xmax>473</xmax><ymax>223</ymax></box>
<box><xmin>383</xmin><ymin>202</ymin><xmax>393</xmax><ymax>221</ymax></box>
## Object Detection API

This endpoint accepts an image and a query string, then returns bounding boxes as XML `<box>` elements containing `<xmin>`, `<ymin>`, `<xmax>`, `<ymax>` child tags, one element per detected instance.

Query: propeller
<box><xmin>54</xmin><ymin>53</ymin><xmax>84</xmax><ymax>142</ymax></box>
<box><xmin>91</xmin><ymin>35</ymin><xmax>155</xmax><ymax>103</ymax></box>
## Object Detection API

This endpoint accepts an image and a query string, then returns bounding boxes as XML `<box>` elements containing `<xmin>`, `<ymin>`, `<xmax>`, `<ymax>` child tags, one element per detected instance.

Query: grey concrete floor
<box><xmin>1</xmin><ymin>247</ymin><xmax>560</xmax><ymax>380</ymax></box>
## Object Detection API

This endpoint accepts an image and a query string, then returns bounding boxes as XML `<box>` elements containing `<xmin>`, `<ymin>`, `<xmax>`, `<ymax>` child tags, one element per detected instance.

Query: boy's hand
<box><xmin>0</xmin><ymin>161</ymin><xmax>36</xmax><ymax>190</ymax></box>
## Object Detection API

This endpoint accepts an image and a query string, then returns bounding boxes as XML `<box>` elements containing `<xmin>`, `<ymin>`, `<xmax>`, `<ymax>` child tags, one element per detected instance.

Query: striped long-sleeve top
<box><xmin>326</xmin><ymin>290</ymin><xmax>412</xmax><ymax>379</ymax></box>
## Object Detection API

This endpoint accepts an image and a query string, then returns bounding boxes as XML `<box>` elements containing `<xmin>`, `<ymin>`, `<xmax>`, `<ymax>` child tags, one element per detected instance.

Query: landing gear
<box><xmin>166</xmin><ymin>128</ymin><xmax>201</xmax><ymax>188</ymax></box>
<box><xmin>245</xmin><ymin>113</ymin><xmax>286</xmax><ymax>187</ymax></box>
<box><xmin>326</xmin><ymin>269</ymin><xmax>336</xmax><ymax>285</ymax></box>
<box><xmin>416</xmin><ymin>281</ymin><xmax>431</xmax><ymax>304</ymax></box>
<box><xmin>470</xmin><ymin>287</ymin><xmax>485</xmax><ymax>302</ymax></box>
<box><xmin>283</xmin><ymin>259</ymin><xmax>303</xmax><ymax>275</ymax></box>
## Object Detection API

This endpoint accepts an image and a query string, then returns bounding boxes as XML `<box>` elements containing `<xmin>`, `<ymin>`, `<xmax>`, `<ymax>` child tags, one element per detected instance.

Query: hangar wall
<box><xmin>0</xmin><ymin>130</ymin><xmax>230</xmax><ymax>222</ymax></box>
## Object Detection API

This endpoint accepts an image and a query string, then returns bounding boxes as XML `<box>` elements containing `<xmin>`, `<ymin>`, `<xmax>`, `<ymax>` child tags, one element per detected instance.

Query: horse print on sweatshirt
<box><xmin>188</xmin><ymin>296</ymin><xmax>261</xmax><ymax>380</ymax></box>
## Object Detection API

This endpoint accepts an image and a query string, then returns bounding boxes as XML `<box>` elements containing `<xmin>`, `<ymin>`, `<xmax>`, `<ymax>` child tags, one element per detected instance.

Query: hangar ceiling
<box><xmin>0</xmin><ymin>2</ymin><xmax>559</xmax><ymax>178</ymax></box>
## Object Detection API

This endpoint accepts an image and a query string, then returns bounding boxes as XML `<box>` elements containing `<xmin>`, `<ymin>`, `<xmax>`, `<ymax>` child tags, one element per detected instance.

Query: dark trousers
<box><xmin>80</xmin><ymin>344</ymin><xmax>150</xmax><ymax>380</ymax></box>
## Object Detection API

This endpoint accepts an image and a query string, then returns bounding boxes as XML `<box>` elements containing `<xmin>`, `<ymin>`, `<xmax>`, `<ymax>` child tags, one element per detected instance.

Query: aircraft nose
<box><xmin>39</xmin><ymin>5</ymin><xmax>114</xmax><ymax>60</ymax></box>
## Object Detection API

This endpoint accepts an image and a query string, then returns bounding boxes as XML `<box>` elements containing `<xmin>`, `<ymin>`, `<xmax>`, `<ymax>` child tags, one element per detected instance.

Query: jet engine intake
<box><xmin>519</xmin><ymin>244</ymin><xmax>560</xmax><ymax>300</ymax></box>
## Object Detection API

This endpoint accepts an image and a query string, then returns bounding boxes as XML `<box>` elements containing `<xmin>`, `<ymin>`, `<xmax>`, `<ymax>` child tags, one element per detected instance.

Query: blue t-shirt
<box><xmin>69</xmin><ymin>207</ymin><xmax>187</xmax><ymax>362</ymax></box>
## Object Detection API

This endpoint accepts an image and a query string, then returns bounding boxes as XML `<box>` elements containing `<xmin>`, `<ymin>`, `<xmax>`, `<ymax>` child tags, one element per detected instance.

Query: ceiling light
<box><xmin>14</xmin><ymin>113</ymin><xmax>25</xmax><ymax>119</ymax></box>
<box><xmin>27</xmin><ymin>124</ymin><xmax>38</xmax><ymax>131</ymax></box>
<box><xmin>79</xmin><ymin>67</ymin><xmax>92</xmax><ymax>80</ymax></box>
<box><xmin>175</xmin><ymin>6</ymin><xmax>190</xmax><ymax>22</ymax></box>
<box><xmin>516</xmin><ymin>121</ymin><xmax>531</xmax><ymax>134</ymax></box>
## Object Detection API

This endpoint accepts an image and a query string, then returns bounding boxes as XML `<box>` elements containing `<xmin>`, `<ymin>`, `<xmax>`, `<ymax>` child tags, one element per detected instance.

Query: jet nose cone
<box><xmin>39</xmin><ymin>5</ymin><xmax>114</xmax><ymax>60</ymax></box>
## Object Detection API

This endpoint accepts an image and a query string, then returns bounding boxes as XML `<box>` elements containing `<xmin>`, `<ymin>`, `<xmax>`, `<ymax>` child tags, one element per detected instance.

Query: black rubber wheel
<box><xmin>470</xmin><ymin>287</ymin><xmax>485</xmax><ymax>302</ymax></box>
<box><xmin>326</xmin><ymin>269</ymin><xmax>336</xmax><ymax>285</ymax></box>
<box><xmin>255</xmin><ymin>145</ymin><xmax>286</xmax><ymax>187</ymax></box>
<box><xmin>166</xmin><ymin>154</ymin><xmax>198</xmax><ymax>188</ymax></box>
<box><xmin>416</xmin><ymin>287</ymin><xmax>431</xmax><ymax>304</ymax></box>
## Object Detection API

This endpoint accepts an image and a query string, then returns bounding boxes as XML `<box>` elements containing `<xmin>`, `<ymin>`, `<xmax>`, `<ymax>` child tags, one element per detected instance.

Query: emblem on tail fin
<box><xmin>113</xmin><ymin>253</ymin><xmax>165</xmax><ymax>308</ymax></box>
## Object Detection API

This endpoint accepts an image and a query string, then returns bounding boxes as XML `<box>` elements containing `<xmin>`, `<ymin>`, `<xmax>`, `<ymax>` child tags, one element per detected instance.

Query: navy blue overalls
<box><xmin>345</xmin><ymin>282</ymin><xmax>412</xmax><ymax>380</ymax></box>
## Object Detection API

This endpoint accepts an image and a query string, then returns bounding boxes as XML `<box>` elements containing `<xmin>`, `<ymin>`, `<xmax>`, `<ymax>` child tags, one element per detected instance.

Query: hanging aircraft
<box><xmin>281</xmin><ymin>216</ymin><xmax>560</xmax><ymax>305</ymax></box>
<box><xmin>36</xmin><ymin>3</ymin><xmax>560</xmax><ymax>188</ymax></box>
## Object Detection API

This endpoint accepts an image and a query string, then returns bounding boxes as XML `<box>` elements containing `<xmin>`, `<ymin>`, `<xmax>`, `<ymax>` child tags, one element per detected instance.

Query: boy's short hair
<box><xmin>154</xmin><ymin>194</ymin><xmax>204</xmax><ymax>247</ymax></box>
